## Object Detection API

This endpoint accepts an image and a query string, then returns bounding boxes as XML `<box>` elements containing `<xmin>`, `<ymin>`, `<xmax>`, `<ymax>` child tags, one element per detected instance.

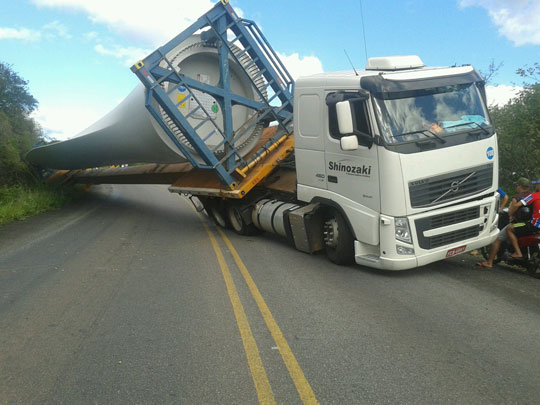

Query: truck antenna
<box><xmin>359</xmin><ymin>0</ymin><xmax>368</xmax><ymax>64</ymax></box>
<box><xmin>344</xmin><ymin>49</ymin><xmax>359</xmax><ymax>76</ymax></box>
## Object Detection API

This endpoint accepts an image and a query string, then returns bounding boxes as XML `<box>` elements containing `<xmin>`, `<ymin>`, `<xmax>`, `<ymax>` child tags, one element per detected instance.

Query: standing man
<box><xmin>497</xmin><ymin>187</ymin><xmax>509</xmax><ymax>211</ymax></box>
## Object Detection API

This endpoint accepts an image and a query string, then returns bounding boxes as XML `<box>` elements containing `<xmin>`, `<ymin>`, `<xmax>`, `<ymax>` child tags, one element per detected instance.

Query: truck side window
<box><xmin>328</xmin><ymin>99</ymin><xmax>371</xmax><ymax>140</ymax></box>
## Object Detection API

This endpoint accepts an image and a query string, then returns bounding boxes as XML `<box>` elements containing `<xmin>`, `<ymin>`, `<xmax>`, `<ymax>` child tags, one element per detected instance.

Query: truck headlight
<box><xmin>395</xmin><ymin>217</ymin><xmax>412</xmax><ymax>244</ymax></box>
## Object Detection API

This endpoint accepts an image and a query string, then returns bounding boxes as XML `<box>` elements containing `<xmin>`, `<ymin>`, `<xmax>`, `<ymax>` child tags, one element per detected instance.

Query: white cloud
<box><xmin>32</xmin><ymin>104</ymin><xmax>111</xmax><ymax>140</ymax></box>
<box><xmin>0</xmin><ymin>21</ymin><xmax>71</xmax><ymax>42</ymax></box>
<box><xmin>277</xmin><ymin>52</ymin><xmax>324</xmax><ymax>80</ymax></box>
<box><xmin>84</xmin><ymin>31</ymin><xmax>99</xmax><ymax>41</ymax></box>
<box><xmin>0</xmin><ymin>27</ymin><xmax>42</xmax><ymax>41</ymax></box>
<box><xmin>460</xmin><ymin>0</ymin><xmax>540</xmax><ymax>46</ymax></box>
<box><xmin>43</xmin><ymin>21</ymin><xmax>72</xmax><ymax>39</ymax></box>
<box><xmin>31</xmin><ymin>0</ymin><xmax>237</xmax><ymax>46</ymax></box>
<box><xmin>94</xmin><ymin>44</ymin><xmax>151</xmax><ymax>66</ymax></box>
<box><xmin>485</xmin><ymin>84</ymin><xmax>522</xmax><ymax>107</ymax></box>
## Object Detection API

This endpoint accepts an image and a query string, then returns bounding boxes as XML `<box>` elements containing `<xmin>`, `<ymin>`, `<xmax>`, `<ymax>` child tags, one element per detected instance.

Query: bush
<box><xmin>491</xmin><ymin>82</ymin><xmax>540</xmax><ymax>190</ymax></box>
<box><xmin>0</xmin><ymin>62</ymin><xmax>42</xmax><ymax>186</ymax></box>
<box><xmin>0</xmin><ymin>184</ymin><xmax>84</xmax><ymax>225</ymax></box>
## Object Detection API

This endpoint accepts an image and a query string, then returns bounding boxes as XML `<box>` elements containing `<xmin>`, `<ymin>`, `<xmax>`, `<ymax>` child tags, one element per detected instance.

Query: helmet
<box><xmin>515</xmin><ymin>206</ymin><xmax>532</xmax><ymax>221</ymax></box>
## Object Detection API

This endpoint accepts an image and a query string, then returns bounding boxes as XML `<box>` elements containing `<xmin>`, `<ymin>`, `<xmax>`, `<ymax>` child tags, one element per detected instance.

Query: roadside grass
<box><xmin>0</xmin><ymin>184</ymin><xmax>84</xmax><ymax>226</ymax></box>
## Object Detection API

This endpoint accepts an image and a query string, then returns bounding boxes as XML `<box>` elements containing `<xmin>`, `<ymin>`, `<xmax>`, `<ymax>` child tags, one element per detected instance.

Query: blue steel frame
<box><xmin>131</xmin><ymin>0</ymin><xmax>294</xmax><ymax>189</ymax></box>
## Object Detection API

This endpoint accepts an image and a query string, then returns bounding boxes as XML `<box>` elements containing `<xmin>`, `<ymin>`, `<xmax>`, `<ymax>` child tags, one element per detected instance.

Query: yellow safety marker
<box><xmin>177</xmin><ymin>93</ymin><xmax>187</xmax><ymax>109</ymax></box>
<box><xmin>216</xmin><ymin>228</ymin><xmax>319</xmax><ymax>405</ymax></box>
<box><xmin>202</xmin><ymin>223</ymin><xmax>276</xmax><ymax>405</ymax></box>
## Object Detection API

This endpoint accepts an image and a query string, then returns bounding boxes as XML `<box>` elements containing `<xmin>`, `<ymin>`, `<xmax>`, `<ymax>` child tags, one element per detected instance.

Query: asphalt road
<box><xmin>1</xmin><ymin>184</ymin><xmax>539</xmax><ymax>404</ymax></box>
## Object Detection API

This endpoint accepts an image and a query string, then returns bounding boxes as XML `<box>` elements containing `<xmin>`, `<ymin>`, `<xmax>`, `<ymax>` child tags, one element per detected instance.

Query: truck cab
<box><xmin>294</xmin><ymin>56</ymin><xmax>499</xmax><ymax>270</ymax></box>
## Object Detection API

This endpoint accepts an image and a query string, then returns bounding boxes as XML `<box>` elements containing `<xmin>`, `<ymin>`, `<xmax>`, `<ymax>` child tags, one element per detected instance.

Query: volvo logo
<box><xmin>432</xmin><ymin>171</ymin><xmax>476</xmax><ymax>204</ymax></box>
<box><xmin>450</xmin><ymin>180</ymin><xmax>460</xmax><ymax>193</ymax></box>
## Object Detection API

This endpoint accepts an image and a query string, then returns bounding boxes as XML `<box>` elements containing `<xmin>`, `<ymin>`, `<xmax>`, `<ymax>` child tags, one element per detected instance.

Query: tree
<box><xmin>516</xmin><ymin>62</ymin><xmax>540</xmax><ymax>87</ymax></box>
<box><xmin>0</xmin><ymin>62</ymin><xmax>42</xmax><ymax>185</ymax></box>
<box><xmin>0</xmin><ymin>63</ymin><xmax>37</xmax><ymax>117</ymax></box>
<box><xmin>479</xmin><ymin>59</ymin><xmax>503</xmax><ymax>85</ymax></box>
<box><xmin>490</xmin><ymin>63</ymin><xmax>540</xmax><ymax>190</ymax></box>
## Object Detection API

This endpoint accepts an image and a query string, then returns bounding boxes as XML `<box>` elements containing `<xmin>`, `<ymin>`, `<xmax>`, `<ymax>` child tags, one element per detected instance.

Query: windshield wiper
<box><xmin>444</xmin><ymin>121</ymin><xmax>490</xmax><ymax>135</ymax></box>
<box><xmin>399</xmin><ymin>129</ymin><xmax>446</xmax><ymax>144</ymax></box>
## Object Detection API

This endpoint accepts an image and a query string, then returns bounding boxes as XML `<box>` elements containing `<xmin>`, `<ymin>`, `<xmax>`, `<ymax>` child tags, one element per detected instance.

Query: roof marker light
<box><xmin>366</xmin><ymin>55</ymin><xmax>424</xmax><ymax>71</ymax></box>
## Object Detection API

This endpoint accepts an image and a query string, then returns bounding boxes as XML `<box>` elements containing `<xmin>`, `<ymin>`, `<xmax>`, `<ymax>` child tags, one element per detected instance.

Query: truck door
<box><xmin>324</xmin><ymin>92</ymin><xmax>380</xmax><ymax>213</ymax></box>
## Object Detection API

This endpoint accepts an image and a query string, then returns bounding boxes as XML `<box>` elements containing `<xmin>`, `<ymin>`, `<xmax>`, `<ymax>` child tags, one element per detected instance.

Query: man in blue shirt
<box><xmin>497</xmin><ymin>187</ymin><xmax>508</xmax><ymax>211</ymax></box>
<box><xmin>477</xmin><ymin>177</ymin><xmax>531</xmax><ymax>268</ymax></box>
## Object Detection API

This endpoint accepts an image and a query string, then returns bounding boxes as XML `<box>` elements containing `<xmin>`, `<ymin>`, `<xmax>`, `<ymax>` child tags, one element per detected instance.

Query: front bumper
<box><xmin>354</xmin><ymin>195</ymin><xmax>499</xmax><ymax>271</ymax></box>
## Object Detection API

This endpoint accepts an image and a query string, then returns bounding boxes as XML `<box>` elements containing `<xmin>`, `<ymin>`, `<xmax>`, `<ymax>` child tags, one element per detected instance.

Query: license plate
<box><xmin>446</xmin><ymin>245</ymin><xmax>467</xmax><ymax>257</ymax></box>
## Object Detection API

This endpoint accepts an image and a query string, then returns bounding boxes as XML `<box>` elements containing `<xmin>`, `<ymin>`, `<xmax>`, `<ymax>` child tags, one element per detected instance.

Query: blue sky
<box><xmin>1</xmin><ymin>0</ymin><xmax>539</xmax><ymax>140</ymax></box>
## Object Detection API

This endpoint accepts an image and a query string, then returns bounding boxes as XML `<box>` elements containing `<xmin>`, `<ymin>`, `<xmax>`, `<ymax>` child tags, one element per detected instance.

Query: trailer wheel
<box><xmin>227</xmin><ymin>204</ymin><xmax>260</xmax><ymax>236</ymax></box>
<box><xmin>199</xmin><ymin>198</ymin><xmax>213</xmax><ymax>219</ymax></box>
<box><xmin>201</xmin><ymin>199</ymin><xmax>229</xmax><ymax>228</ymax></box>
<box><xmin>323</xmin><ymin>210</ymin><xmax>354</xmax><ymax>265</ymax></box>
<box><xmin>210</xmin><ymin>205</ymin><xmax>229</xmax><ymax>228</ymax></box>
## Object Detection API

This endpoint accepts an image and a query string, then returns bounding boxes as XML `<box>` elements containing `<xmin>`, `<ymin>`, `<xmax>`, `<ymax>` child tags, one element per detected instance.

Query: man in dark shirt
<box><xmin>477</xmin><ymin>177</ymin><xmax>532</xmax><ymax>268</ymax></box>
<box><xmin>507</xmin><ymin>178</ymin><xmax>540</xmax><ymax>259</ymax></box>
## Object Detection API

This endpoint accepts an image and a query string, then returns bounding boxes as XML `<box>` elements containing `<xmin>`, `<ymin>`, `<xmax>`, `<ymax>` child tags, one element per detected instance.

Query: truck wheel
<box><xmin>202</xmin><ymin>199</ymin><xmax>229</xmax><ymax>228</ymax></box>
<box><xmin>323</xmin><ymin>210</ymin><xmax>354</xmax><ymax>265</ymax></box>
<box><xmin>199</xmin><ymin>198</ymin><xmax>214</xmax><ymax>219</ymax></box>
<box><xmin>227</xmin><ymin>204</ymin><xmax>260</xmax><ymax>236</ymax></box>
<box><xmin>210</xmin><ymin>205</ymin><xmax>229</xmax><ymax>228</ymax></box>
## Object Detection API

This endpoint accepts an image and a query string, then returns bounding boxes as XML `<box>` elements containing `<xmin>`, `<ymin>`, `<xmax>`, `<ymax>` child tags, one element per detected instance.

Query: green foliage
<box><xmin>490</xmin><ymin>64</ymin><xmax>540</xmax><ymax>191</ymax></box>
<box><xmin>0</xmin><ymin>184</ymin><xmax>84</xmax><ymax>225</ymax></box>
<box><xmin>0</xmin><ymin>62</ymin><xmax>42</xmax><ymax>186</ymax></box>
<box><xmin>0</xmin><ymin>63</ymin><xmax>84</xmax><ymax>226</ymax></box>
<box><xmin>516</xmin><ymin>62</ymin><xmax>540</xmax><ymax>87</ymax></box>
<box><xmin>0</xmin><ymin>63</ymin><xmax>38</xmax><ymax>116</ymax></box>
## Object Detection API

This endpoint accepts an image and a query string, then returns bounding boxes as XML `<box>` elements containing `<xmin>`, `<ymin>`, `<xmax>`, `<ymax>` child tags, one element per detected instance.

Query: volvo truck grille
<box><xmin>409</xmin><ymin>164</ymin><xmax>493</xmax><ymax>208</ymax></box>
<box><xmin>415</xmin><ymin>207</ymin><xmax>481</xmax><ymax>249</ymax></box>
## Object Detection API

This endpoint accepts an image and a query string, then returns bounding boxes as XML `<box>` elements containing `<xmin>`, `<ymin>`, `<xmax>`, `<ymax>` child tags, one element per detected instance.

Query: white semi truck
<box><xmin>27</xmin><ymin>1</ymin><xmax>499</xmax><ymax>270</ymax></box>
<box><xmin>290</xmin><ymin>58</ymin><xmax>498</xmax><ymax>269</ymax></box>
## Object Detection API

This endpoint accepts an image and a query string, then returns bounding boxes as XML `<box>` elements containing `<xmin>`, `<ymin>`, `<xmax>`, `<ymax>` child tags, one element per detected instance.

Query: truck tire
<box><xmin>201</xmin><ymin>198</ymin><xmax>229</xmax><ymax>228</ymax></box>
<box><xmin>323</xmin><ymin>210</ymin><xmax>355</xmax><ymax>265</ymax></box>
<box><xmin>210</xmin><ymin>205</ymin><xmax>229</xmax><ymax>228</ymax></box>
<box><xmin>199</xmin><ymin>199</ymin><xmax>213</xmax><ymax>219</ymax></box>
<box><xmin>227</xmin><ymin>204</ymin><xmax>260</xmax><ymax>236</ymax></box>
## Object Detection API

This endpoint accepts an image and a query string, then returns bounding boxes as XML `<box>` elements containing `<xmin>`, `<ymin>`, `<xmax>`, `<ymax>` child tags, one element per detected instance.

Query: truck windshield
<box><xmin>373</xmin><ymin>83</ymin><xmax>491</xmax><ymax>144</ymax></box>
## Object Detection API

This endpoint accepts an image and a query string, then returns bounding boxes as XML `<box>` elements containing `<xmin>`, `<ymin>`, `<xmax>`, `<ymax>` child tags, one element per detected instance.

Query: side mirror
<box><xmin>340</xmin><ymin>135</ymin><xmax>359</xmax><ymax>151</ymax></box>
<box><xmin>336</xmin><ymin>101</ymin><xmax>354</xmax><ymax>135</ymax></box>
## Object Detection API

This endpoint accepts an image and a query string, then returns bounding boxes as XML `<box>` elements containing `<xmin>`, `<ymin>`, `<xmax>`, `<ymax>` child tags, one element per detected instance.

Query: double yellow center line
<box><xmin>198</xmin><ymin>216</ymin><xmax>318</xmax><ymax>404</ymax></box>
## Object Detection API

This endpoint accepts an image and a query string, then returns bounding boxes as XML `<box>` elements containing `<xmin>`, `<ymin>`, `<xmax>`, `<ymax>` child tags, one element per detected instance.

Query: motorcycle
<box><xmin>480</xmin><ymin>209</ymin><xmax>540</xmax><ymax>278</ymax></box>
